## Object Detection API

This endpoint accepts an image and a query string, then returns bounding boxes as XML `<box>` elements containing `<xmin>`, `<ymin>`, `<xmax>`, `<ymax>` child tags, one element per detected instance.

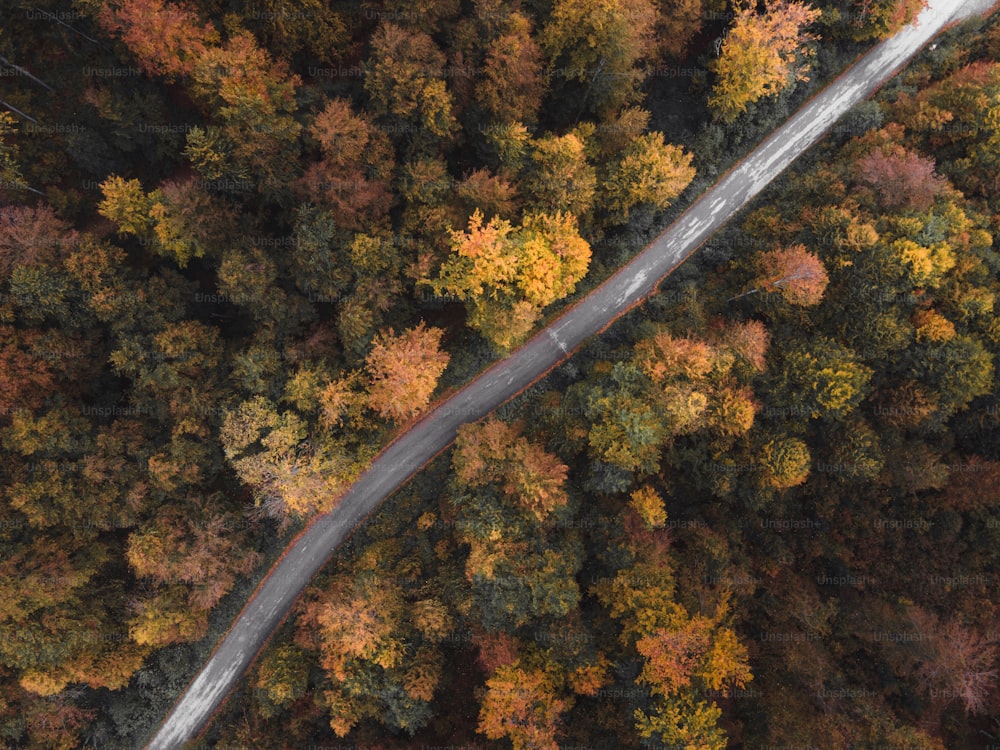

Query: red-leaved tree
<box><xmin>98</xmin><ymin>0</ymin><xmax>219</xmax><ymax>79</ymax></box>
<box><xmin>855</xmin><ymin>148</ymin><xmax>946</xmax><ymax>212</ymax></box>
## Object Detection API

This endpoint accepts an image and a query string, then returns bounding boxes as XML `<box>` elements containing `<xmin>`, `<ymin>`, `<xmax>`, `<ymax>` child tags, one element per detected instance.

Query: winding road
<box><xmin>145</xmin><ymin>1</ymin><xmax>996</xmax><ymax>746</ymax></box>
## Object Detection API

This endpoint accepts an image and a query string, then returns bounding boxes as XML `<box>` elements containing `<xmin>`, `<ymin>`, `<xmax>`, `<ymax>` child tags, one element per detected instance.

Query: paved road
<box><xmin>145</xmin><ymin>1</ymin><xmax>995</xmax><ymax>747</ymax></box>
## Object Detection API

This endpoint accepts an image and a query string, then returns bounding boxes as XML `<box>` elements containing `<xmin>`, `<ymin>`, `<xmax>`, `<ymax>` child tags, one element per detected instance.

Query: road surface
<box><xmin>145</xmin><ymin>1</ymin><xmax>995</xmax><ymax>746</ymax></box>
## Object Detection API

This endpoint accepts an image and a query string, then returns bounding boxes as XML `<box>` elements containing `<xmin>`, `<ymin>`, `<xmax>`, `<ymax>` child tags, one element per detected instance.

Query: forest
<box><xmin>1</xmin><ymin>0</ymin><xmax>999</xmax><ymax>747</ymax></box>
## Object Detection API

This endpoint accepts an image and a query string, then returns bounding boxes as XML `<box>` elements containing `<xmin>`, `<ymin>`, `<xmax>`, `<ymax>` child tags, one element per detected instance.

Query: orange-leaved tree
<box><xmin>453</xmin><ymin>418</ymin><xmax>569</xmax><ymax>522</ymax></box>
<box><xmin>477</xmin><ymin>661</ymin><xmax>570</xmax><ymax>750</ymax></box>
<box><xmin>364</xmin><ymin>323</ymin><xmax>450</xmax><ymax>422</ymax></box>
<box><xmin>475</xmin><ymin>12</ymin><xmax>547</xmax><ymax>126</ymax></box>
<box><xmin>733</xmin><ymin>244</ymin><xmax>829</xmax><ymax>306</ymax></box>
<box><xmin>97</xmin><ymin>0</ymin><xmax>219</xmax><ymax>79</ymax></box>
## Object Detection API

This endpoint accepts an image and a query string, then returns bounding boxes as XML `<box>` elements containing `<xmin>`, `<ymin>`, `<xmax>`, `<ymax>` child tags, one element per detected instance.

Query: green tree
<box><xmin>238</xmin><ymin>0</ymin><xmax>348</xmax><ymax>63</ymax></box>
<box><xmin>523</xmin><ymin>132</ymin><xmax>597</xmax><ymax>218</ymax></box>
<box><xmin>905</xmin><ymin>334</ymin><xmax>993</xmax><ymax>419</ymax></box>
<box><xmin>541</xmin><ymin>0</ymin><xmax>658</xmax><ymax>117</ymax></box>
<box><xmin>771</xmin><ymin>338</ymin><xmax>873</xmax><ymax>420</ymax></box>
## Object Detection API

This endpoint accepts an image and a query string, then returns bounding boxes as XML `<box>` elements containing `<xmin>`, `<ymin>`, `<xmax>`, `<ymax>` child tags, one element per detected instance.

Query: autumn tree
<box><xmin>475</xmin><ymin>12</ymin><xmax>546</xmax><ymax>126</ymax></box>
<box><xmin>601</xmin><ymin>132</ymin><xmax>696</xmax><ymax>223</ymax></box>
<box><xmin>593</xmin><ymin>501</ymin><xmax>751</xmax><ymax>748</ymax></box>
<box><xmin>0</xmin><ymin>112</ymin><xmax>27</xmax><ymax>198</ymax></box>
<box><xmin>771</xmin><ymin>337</ymin><xmax>873</xmax><ymax>420</ymax></box>
<box><xmin>592</xmin><ymin>106</ymin><xmax>651</xmax><ymax>157</ymax></box>
<box><xmin>220</xmin><ymin>396</ymin><xmax>361</xmax><ymax>518</ymax></box>
<box><xmin>288</xmin><ymin>207</ymin><xmax>405</xmax><ymax>356</ymax></box>
<box><xmin>910</xmin><ymin>609</ymin><xmax>998</xmax><ymax>716</ymax></box>
<box><xmin>483</xmin><ymin>121</ymin><xmax>534</xmax><ymax>172</ymax></box>
<box><xmin>432</xmin><ymin>209</ymin><xmax>591</xmax><ymax>351</ymax></box>
<box><xmin>148</xmin><ymin>178</ymin><xmax>233</xmax><ymax>266</ymax></box>
<box><xmin>541</xmin><ymin>0</ymin><xmax>658</xmax><ymax>117</ymax></box>
<box><xmin>127</xmin><ymin>500</ymin><xmax>262</xmax><ymax>617</ymax></box>
<box><xmin>0</xmin><ymin>204</ymin><xmax>78</xmax><ymax>281</ymax></box>
<box><xmin>21</xmin><ymin>694</ymin><xmax>96</xmax><ymax>750</ymax></box>
<box><xmin>448</xmin><ymin>418</ymin><xmax>582</xmax><ymax>631</ymax></box>
<box><xmin>253</xmin><ymin>643</ymin><xmax>310</xmax><ymax>718</ymax></box>
<box><xmin>758</xmin><ymin>436</ymin><xmax>811</xmax><ymax>489</ymax></box>
<box><xmin>736</xmin><ymin>244</ymin><xmax>830</xmax><ymax>306</ymax></box>
<box><xmin>296</xmin><ymin>98</ymin><xmax>394</xmax><ymax>232</ymax></box>
<box><xmin>840</xmin><ymin>0</ymin><xmax>927</xmax><ymax>42</ymax></box>
<box><xmin>0</xmin><ymin>530</ymin><xmax>150</xmax><ymax>697</ymax></box>
<box><xmin>237</xmin><ymin>0</ymin><xmax>348</xmax><ymax>63</ymax></box>
<box><xmin>629</xmin><ymin>485</ymin><xmax>668</xmax><ymax>528</ymax></box>
<box><xmin>905</xmin><ymin>334</ymin><xmax>993</xmax><ymax>419</ymax></box>
<box><xmin>722</xmin><ymin>319</ymin><xmax>771</xmax><ymax>374</ymax></box>
<box><xmin>363</xmin><ymin>23</ymin><xmax>458</xmax><ymax>149</ymax></box>
<box><xmin>109</xmin><ymin>319</ymin><xmax>224</xmax><ymax>435</ymax></box>
<box><xmin>294</xmin><ymin>573</ymin><xmax>445</xmax><ymax>736</ymax></box>
<box><xmin>854</xmin><ymin>147</ymin><xmax>946</xmax><ymax>212</ymax></box>
<box><xmin>583</xmin><ymin>362</ymin><xmax>671</xmax><ymax>477</ymax></box>
<box><xmin>477</xmin><ymin>661</ymin><xmax>570</xmax><ymax>749</ymax></box>
<box><xmin>97</xmin><ymin>176</ymin><xmax>230</xmax><ymax>267</ymax></box>
<box><xmin>364</xmin><ymin>323</ymin><xmax>450</xmax><ymax>422</ymax></box>
<box><xmin>709</xmin><ymin>0</ymin><xmax>821</xmax><ymax>123</ymax></box>
<box><xmin>97</xmin><ymin>0</ymin><xmax>219</xmax><ymax>80</ymax></box>
<box><xmin>582</xmin><ymin>324</ymin><xmax>765</xmax><ymax>481</ymax></box>
<box><xmin>522</xmin><ymin>133</ymin><xmax>597</xmax><ymax>218</ymax></box>
<box><xmin>215</xmin><ymin>246</ymin><xmax>306</xmax><ymax>337</ymax></box>
<box><xmin>892</xmin><ymin>61</ymin><xmax>1000</xmax><ymax>201</ymax></box>
<box><xmin>453</xmin><ymin>418</ymin><xmax>570</xmax><ymax>522</ymax></box>
<box><xmin>187</xmin><ymin>32</ymin><xmax>302</xmax><ymax>193</ymax></box>
<box><xmin>395</xmin><ymin>156</ymin><xmax>459</xmax><ymax>258</ymax></box>
<box><xmin>454</xmin><ymin>168</ymin><xmax>520</xmax><ymax>225</ymax></box>
<box><xmin>96</xmin><ymin>176</ymin><xmax>153</xmax><ymax>238</ymax></box>
<box><xmin>0</xmin><ymin>327</ymin><xmax>57</xmax><ymax>416</ymax></box>
<box><xmin>654</xmin><ymin>0</ymin><xmax>710</xmax><ymax>59</ymax></box>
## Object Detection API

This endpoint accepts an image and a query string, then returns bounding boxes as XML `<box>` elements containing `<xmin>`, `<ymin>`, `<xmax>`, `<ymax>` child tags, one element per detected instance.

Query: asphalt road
<box><xmin>145</xmin><ymin>1</ymin><xmax>995</xmax><ymax>747</ymax></box>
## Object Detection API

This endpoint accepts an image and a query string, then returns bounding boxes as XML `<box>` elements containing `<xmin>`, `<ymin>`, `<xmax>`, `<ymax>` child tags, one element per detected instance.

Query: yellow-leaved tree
<box><xmin>709</xmin><ymin>0</ymin><xmax>821</xmax><ymax>123</ymax></box>
<box><xmin>602</xmin><ymin>132</ymin><xmax>696</xmax><ymax>223</ymax></box>
<box><xmin>432</xmin><ymin>209</ymin><xmax>591</xmax><ymax>351</ymax></box>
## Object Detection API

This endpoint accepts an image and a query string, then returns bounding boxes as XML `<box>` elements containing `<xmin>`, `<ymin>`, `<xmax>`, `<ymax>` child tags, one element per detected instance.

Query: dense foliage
<box><xmin>4</xmin><ymin>0</ymin><xmax>1000</xmax><ymax>748</ymax></box>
